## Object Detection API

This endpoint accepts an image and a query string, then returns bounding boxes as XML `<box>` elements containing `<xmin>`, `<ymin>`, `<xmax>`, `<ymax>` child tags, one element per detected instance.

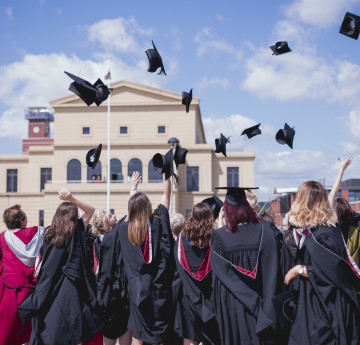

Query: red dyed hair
<box><xmin>223</xmin><ymin>200</ymin><xmax>261</xmax><ymax>233</ymax></box>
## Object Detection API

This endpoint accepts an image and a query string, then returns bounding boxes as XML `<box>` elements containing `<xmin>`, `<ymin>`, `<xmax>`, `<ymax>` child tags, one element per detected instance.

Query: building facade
<box><xmin>0</xmin><ymin>80</ymin><xmax>255</xmax><ymax>227</ymax></box>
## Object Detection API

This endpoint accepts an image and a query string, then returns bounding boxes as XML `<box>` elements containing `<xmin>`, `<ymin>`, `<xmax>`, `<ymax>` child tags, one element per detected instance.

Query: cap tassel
<box><xmin>158</xmin><ymin>66</ymin><xmax>167</xmax><ymax>76</ymax></box>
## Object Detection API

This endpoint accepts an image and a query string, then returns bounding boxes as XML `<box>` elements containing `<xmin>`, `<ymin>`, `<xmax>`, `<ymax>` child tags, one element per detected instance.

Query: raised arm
<box><xmin>328</xmin><ymin>156</ymin><xmax>354</xmax><ymax>209</ymax></box>
<box><xmin>130</xmin><ymin>171</ymin><xmax>142</xmax><ymax>197</ymax></box>
<box><xmin>160</xmin><ymin>175</ymin><xmax>171</xmax><ymax>210</ymax></box>
<box><xmin>58</xmin><ymin>189</ymin><xmax>95</xmax><ymax>228</ymax></box>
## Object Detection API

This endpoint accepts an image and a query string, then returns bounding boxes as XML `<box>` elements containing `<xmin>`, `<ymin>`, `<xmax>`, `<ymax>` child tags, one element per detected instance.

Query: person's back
<box><xmin>0</xmin><ymin>204</ymin><xmax>44</xmax><ymax>345</ymax></box>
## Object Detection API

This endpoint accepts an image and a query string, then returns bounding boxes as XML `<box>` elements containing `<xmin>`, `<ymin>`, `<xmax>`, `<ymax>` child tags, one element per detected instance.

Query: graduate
<box><xmin>0</xmin><ymin>204</ymin><xmax>45</xmax><ymax>345</ymax></box>
<box><xmin>118</xmin><ymin>173</ymin><xmax>175</xmax><ymax>345</ymax></box>
<box><xmin>284</xmin><ymin>181</ymin><xmax>360</xmax><ymax>345</ymax></box>
<box><xmin>173</xmin><ymin>202</ymin><xmax>220</xmax><ymax>345</ymax></box>
<box><xmin>96</xmin><ymin>172</ymin><xmax>142</xmax><ymax>345</ymax></box>
<box><xmin>210</xmin><ymin>187</ymin><xmax>288</xmax><ymax>345</ymax></box>
<box><xmin>18</xmin><ymin>189</ymin><xmax>101</xmax><ymax>345</ymax></box>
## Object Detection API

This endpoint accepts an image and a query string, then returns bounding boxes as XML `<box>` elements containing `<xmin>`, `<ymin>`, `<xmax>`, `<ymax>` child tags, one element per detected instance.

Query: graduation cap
<box><xmin>202</xmin><ymin>195</ymin><xmax>223</xmax><ymax>219</ymax></box>
<box><xmin>276</xmin><ymin>123</ymin><xmax>295</xmax><ymax>149</ymax></box>
<box><xmin>64</xmin><ymin>71</ymin><xmax>109</xmax><ymax>106</ymax></box>
<box><xmin>86</xmin><ymin>144</ymin><xmax>102</xmax><ymax>169</ymax></box>
<box><xmin>241</xmin><ymin>123</ymin><xmax>261</xmax><ymax>139</ymax></box>
<box><xmin>270</xmin><ymin>41</ymin><xmax>292</xmax><ymax>55</ymax></box>
<box><xmin>145</xmin><ymin>40</ymin><xmax>166</xmax><ymax>75</ymax></box>
<box><xmin>182</xmin><ymin>88</ymin><xmax>193</xmax><ymax>113</ymax></box>
<box><xmin>215</xmin><ymin>187</ymin><xmax>259</xmax><ymax>206</ymax></box>
<box><xmin>214</xmin><ymin>133</ymin><xmax>230</xmax><ymax>157</ymax></box>
<box><xmin>339</xmin><ymin>12</ymin><xmax>360</xmax><ymax>39</ymax></box>
<box><xmin>152</xmin><ymin>148</ymin><xmax>174</xmax><ymax>180</ymax></box>
<box><xmin>174</xmin><ymin>144</ymin><xmax>188</xmax><ymax>169</ymax></box>
<box><xmin>272</xmin><ymin>289</ymin><xmax>298</xmax><ymax>329</ymax></box>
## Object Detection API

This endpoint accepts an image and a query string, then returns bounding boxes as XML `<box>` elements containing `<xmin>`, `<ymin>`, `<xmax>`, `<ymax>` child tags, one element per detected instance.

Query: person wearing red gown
<box><xmin>0</xmin><ymin>204</ymin><xmax>44</xmax><ymax>345</ymax></box>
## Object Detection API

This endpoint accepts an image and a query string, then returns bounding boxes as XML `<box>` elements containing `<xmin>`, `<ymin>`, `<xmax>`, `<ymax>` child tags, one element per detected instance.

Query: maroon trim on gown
<box><xmin>0</xmin><ymin>227</ymin><xmax>39</xmax><ymax>345</ymax></box>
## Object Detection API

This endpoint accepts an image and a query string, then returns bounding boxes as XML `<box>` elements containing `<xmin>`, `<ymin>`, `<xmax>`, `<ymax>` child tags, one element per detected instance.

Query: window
<box><xmin>6</xmin><ymin>169</ymin><xmax>18</xmax><ymax>193</ymax></box>
<box><xmin>110</xmin><ymin>158</ymin><xmax>123</xmax><ymax>182</ymax></box>
<box><xmin>40</xmin><ymin>168</ymin><xmax>52</xmax><ymax>191</ymax></box>
<box><xmin>39</xmin><ymin>210</ymin><xmax>44</xmax><ymax>227</ymax></box>
<box><xmin>158</xmin><ymin>125</ymin><xmax>166</xmax><ymax>134</ymax></box>
<box><xmin>185</xmin><ymin>209</ymin><xmax>192</xmax><ymax>219</ymax></box>
<box><xmin>227</xmin><ymin>167</ymin><xmax>239</xmax><ymax>187</ymax></box>
<box><xmin>349</xmin><ymin>190</ymin><xmax>360</xmax><ymax>202</ymax></box>
<box><xmin>87</xmin><ymin>161</ymin><xmax>102</xmax><ymax>182</ymax></box>
<box><xmin>82</xmin><ymin>127</ymin><xmax>90</xmax><ymax>135</ymax></box>
<box><xmin>148</xmin><ymin>159</ymin><xmax>162</xmax><ymax>183</ymax></box>
<box><xmin>187</xmin><ymin>166</ymin><xmax>199</xmax><ymax>191</ymax></box>
<box><xmin>67</xmin><ymin>159</ymin><xmax>81</xmax><ymax>182</ymax></box>
<box><xmin>128</xmin><ymin>158</ymin><xmax>142</xmax><ymax>179</ymax></box>
<box><xmin>120</xmin><ymin>126</ymin><xmax>128</xmax><ymax>134</ymax></box>
<box><xmin>110</xmin><ymin>209</ymin><xmax>114</xmax><ymax>215</ymax></box>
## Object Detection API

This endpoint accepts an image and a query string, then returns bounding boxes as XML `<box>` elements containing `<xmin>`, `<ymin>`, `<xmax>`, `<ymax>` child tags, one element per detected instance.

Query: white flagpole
<box><xmin>107</xmin><ymin>56</ymin><xmax>111</xmax><ymax>210</ymax></box>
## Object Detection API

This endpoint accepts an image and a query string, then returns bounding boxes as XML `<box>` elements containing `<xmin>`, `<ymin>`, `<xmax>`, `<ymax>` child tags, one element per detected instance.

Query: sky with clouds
<box><xmin>1</xmin><ymin>0</ymin><xmax>360</xmax><ymax>201</ymax></box>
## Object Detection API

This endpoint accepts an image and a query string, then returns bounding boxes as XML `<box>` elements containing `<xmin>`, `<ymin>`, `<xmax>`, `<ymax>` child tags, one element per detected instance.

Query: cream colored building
<box><xmin>0</xmin><ymin>80</ymin><xmax>255</xmax><ymax>227</ymax></box>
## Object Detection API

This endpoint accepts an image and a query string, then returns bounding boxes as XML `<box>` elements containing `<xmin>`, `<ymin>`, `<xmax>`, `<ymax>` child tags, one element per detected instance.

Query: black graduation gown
<box><xmin>173</xmin><ymin>234</ymin><xmax>220</xmax><ymax>345</ymax></box>
<box><xmin>96</xmin><ymin>216</ymin><xmax>129</xmax><ymax>340</ymax></box>
<box><xmin>18</xmin><ymin>219</ymin><xmax>102</xmax><ymax>345</ymax></box>
<box><xmin>288</xmin><ymin>225</ymin><xmax>360</xmax><ymax>345</ymax></box>
<box><xmin>210</xmin><ymin>221</ymin><xmax>287</xmax><ymax>345</ymax></box>
<box><xmin>119</xmin><ymin>204</ymin><xmax>175</xmax><ymax>344</ymax></box>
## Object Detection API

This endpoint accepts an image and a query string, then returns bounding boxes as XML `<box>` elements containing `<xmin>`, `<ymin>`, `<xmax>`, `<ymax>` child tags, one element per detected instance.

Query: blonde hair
<box><xmin>288</xmin><ymin>181</ymin><xmax>337</xmax><ymax>229</ymax></box>
<box><xmin>128</xmin><ymin>192</ymin><xmax>152</xmax><ymax>246</ymax></box>
<box><xmin>91</xmin><ymin>209</ymin><xmax>110</xmax><ymax>235</ymax></box>
<box><xmin>245</xmin><ymin>189</ymin><xmax>260</xmax><ymax>213</ymax></box>
<box><xmin>170</xmin><ymin>213</ymin><xmax>186</xmax><ymax>237</ymax></box>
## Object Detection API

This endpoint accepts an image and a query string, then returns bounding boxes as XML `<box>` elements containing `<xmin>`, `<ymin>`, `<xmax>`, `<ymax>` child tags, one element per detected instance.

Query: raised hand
<box><xmin>58</xmin><ymin>189</ymin><xmax>72</xmax><ymax>201</ymax></box>
<box><xmin>338</xmin><ymin>156</ymin><xmax>354</xmax><ymax>172</ymax></box>
<box><xmin>131</xmin><ymin>171</ymin><xmax>142</xmax><ymax>189</ymax></box>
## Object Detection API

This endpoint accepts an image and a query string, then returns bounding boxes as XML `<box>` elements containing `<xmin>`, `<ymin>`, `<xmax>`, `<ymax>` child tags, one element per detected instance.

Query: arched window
<box><xmin>128</xmin><ymin>158</ymin><xmax>142</xmax><ymax>180</ymax></box>
<box><xmin>110</xmin><ymin>158</ymin><xmax>123</xmax><ymax>182</ymax></box>
<box><xmin>67</xmin><ymin>159</ymin><xmax>81</xmax><ymax>182</ymax></box>
<box><xmin>148</xmin><ymin>159</ymin><xmax>162</xmax><ymax>183</ymax></box>
<box><xmin>87</xmin><ymin>161</ymin><xmax>102</xmax><ymax>182</ymax></box>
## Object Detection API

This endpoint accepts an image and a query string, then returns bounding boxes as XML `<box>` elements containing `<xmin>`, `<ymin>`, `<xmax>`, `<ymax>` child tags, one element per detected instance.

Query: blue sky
<box><xmin>1</xmin><ymin>0</ymin><xmax>360</xmax><ymax>201</ymax></box>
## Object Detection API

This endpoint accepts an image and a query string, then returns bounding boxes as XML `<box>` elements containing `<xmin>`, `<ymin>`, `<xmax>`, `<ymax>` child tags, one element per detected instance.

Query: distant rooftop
<box><xmin>340</xmin><ymin>179</ymin><xmax>360</xmax><ymax>190</ymax></box>
<box><xmin>274</xmin><ymin>187</ymin><xmax>298</xmax><ymax>194</ymax></box>
<box><xmin>25</xmin><ymin>107</ymin><xmax>54</xmax><ymax>121</ymax></box>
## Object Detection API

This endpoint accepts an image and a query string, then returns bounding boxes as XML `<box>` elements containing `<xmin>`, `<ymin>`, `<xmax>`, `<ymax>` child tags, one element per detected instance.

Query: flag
<box><xmin>104</xmin><ymin>70</ymin><xmax>111</xmax><ymax>80</ymax></box>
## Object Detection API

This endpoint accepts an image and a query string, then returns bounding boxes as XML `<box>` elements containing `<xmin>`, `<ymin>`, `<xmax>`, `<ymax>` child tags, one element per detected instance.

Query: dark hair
<box><xmin>333</xmin><ymin>197</ymin><xmax>354</xmax><ymax>240</ymax></box>
<box><xmin>223</xmin><ymin>200</ymin><xmax>261</xmax><ymax>233</ymax></box>
<box><xmin>3</xmin><ymin>204</ymin><xmax>26</xmax><ymax>229</ymax></box>
<box><xmin>184</xmin><ymin>203</ymin><xmax>214</xmax><ymax>248</ymax></box>
<box><xmin>128</xmin><ymin>192</ymin><xmax>152</xmax><ymax>246</ymax></box>
<box><xmin>44</xmin><ymin>202</ymin><xmax>78</xmax><ymax>247</ymax></box>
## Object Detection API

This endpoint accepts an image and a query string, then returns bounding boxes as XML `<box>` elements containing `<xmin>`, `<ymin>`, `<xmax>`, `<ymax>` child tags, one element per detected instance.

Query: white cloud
<box><xmin>339</xmin><ymin>141</ymin><xmax>359</xmax><ymax>154</ymax></box>
<box><xmin>216</xmin><ymin>15</ymin><xmax>224</xmax><ymax>23</ymax></box>
<box><xmin>5</xmin><ymin>7</ymin><xmax>13</xmax><ymax>20</ymax></box>
<box><xmin>194</xmin><ymin>27</ymin><xmax>242</xmax><ymax>61</ymax></box>
<box><xmin>0</xmin><ymin>52</ymin><xmax>162</xmax><ymax>140</ymax></box>
<box><xmin>87</xmin><ymin>17</ymin><xmax>151</xmax><ymax>54</ymax></box>
<box><xmin>195</xmin><ymin>77</ymin><xmax>229</xmax><ymax>90</ymax></box>
<box><xmin>347</xmin><ymin>108</ymin><xmax>360</xmax><ymax>138</ymax></box>
<box><xmin>285</xmin><ymin>0</ymin><xmax>356</xmax><ymax>28</ymax></box>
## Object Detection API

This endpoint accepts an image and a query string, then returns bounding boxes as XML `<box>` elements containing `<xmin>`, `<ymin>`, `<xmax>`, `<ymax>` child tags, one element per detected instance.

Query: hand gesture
<box><xmin>58</xmin><ymin>189</ymin><xmax>72</xmax><ymax>201</ymax></box>
<box><xmin>130</xmin><ymin>171</ymin><xmax>142</xmax><ymax>188</ymax></box>
<box><xmin>338</xmin><ymin>156</ymin><xmax>354</xmax><ymax>172</ymax></box>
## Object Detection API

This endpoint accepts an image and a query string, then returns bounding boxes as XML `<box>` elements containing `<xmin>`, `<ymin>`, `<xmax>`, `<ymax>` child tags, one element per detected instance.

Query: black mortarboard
<box><xmin>145</xmin><ymin>40</ymin><xmax>166</xmax><ymax>75</ymax></box>
<box><xmin>202</xmin><ymin>195</ymin><xmax>223</xmax><ymax>219</ymax></box>
<box><xmin>182</xmin><ymin>88</ymin><xmax>193</xmax><ymax>113</ymax></box>
<box><xmin>272</xmin><ymin>289</ymin><xmax>298</xmax><ymax>329</ymax></box>
<box><xmin>93</xmin><ymin>78</ymin><xmax>110</xmax><ymax>106</ymax></box>
<box><xmin>215</xmin><ymin>187</ymin><xmax>259</xmax><ymax>206</ymax></box>
<box><xmin>64</xmin><ymin>71</ymin><xmax>109</xmax><ymax>106</ymax></box>
<box><xmin>339</xmin><ymin>12</ymin><xmax>360</xmax><ymax>39</ymax></box>
<box><xmin>86</xmin><ymin>144</ymin><xmax>102</xmax><ymax>169</ymax></box>
<box><xmin>270</xmin><ymin>41</ymin><xmax>292</xmax><ymax>55</ymax></box>
<box><xmin>214</xmin><ymin>133</ymin><xmax>230</xmax><ymax>157</ymax></box>
<box><xmin>241</xmin><ymin>123</ymin><xmax>261</xmax><ymax>139</ymax></box>
<box><xmin>153</xmin><ymin>148</ymin><xmax>173</xmax><ymax>180</ymax></box>
<box><xmin>276</xmin><ymin>123</ymin><xmax>295</xmax><ymax>149</ymax></box>
<box><xmin>174</xmin><ymin>144</ymin><xmax>188</xmax><ymax>169</ymax></box>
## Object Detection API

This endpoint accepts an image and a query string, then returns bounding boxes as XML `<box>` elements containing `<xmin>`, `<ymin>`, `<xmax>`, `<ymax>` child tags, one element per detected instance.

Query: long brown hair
<box><xmin>44</xmin><ymin>202</ymin><xmax>78</xmax><ymax>247</ymax></box>
<box><xmin>334</xmin><ymin>197</ymin><xmax>354</xmax><ymax>240</ymax></box>
<box><xmin>184</xmin><ymin>202</ymin><xmax>214</xmax><ymax>248</ymax></box>
<box><xmin>128</xmin><ymin>192</ymin><xmax>152</xmax><ymax>246</ymax></box>
<box><xmin>288</xmin><ymin>181</ymin><xmax>337</xmax><ymax>229</ymax></box>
